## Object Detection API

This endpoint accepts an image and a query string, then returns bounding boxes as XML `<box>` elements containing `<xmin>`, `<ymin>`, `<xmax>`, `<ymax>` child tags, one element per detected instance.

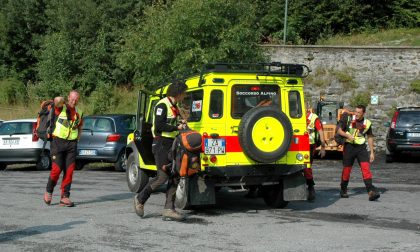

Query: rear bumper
<box><xmin>0</xmin><ymin>148</ymin><xmax>42</xmax><ymax>163</ymax></box>
<box><xmin>387</xmin><ymin>139</ymin><xmax>420</xmax><ymax>152</ymax></box>
<box><xmin>205</xmin><ymin>164</ymin><xmax>305</xmax><ymax>178</ymax></box>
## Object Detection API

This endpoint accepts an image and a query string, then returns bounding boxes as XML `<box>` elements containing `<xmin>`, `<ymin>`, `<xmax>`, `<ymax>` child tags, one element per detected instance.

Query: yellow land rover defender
<box><xmin>126</xmin><ymin>62</ymin><xmax>311</xmax><ymax>209</ymax></box>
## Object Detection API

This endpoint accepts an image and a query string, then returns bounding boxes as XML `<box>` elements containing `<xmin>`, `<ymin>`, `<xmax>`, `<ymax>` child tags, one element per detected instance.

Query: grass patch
<box><xmin>349</xmin><ymin>92</ymin><xmax>371</xmax><ymax>108</ymax></box>
<box><xmin>317</xmin><ymin>28</ymin><xmax>420</xmax><ymax>46</ymax></box>
<box><xmin>0</xmin><ymin>85</ymin><xmax>139</xmax><ymax>120</ymax></box>
<box><xmin>332</xmin><ymin>69</ymin><xmax>358</xmax><ymax>91</ymax></box>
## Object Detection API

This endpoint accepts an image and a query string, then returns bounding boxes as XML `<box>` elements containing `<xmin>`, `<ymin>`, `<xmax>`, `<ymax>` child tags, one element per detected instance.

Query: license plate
<box><xmin>205</xmin><ymin>138</ymin><xmax>226</xmax><ymax>155</ymax></box>
<box><xmin>79</xmin><ymin>150</ymin><xmax>97</xmax><ymax>156</ymax></box>
<box><xmin>3</xmin><ymin>138</ymin><xmax>19</xmax><ymax>145</ymax></box>
<box><xmin>408</xmin><ymin>133</ymin><xmax>420</xmax><ymax>138</ymax></box>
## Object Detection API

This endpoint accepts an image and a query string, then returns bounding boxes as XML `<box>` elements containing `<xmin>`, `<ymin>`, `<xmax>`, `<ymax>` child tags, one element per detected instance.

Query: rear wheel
<box><xmin>175</xmin><ymin>177</ymin><xmax>190</xmax><ymax>210</ymax></box>
<box><xmin>114</xmin><ymin>151</ymin><xmax>126</xmax><ymax>172</ymax></box>
<box><xmin>36</xmin><ymin>152</ymin><xmax>51</xmax><ymax>171</ymax></box>
<box><xmin>75</xmin><ymin>160</ymin><xmax>86</xmax><ymax>170</ymax></box>
<box><xmin>385</xmin><ymin>154</ymin><xmax>394</xmax><ymax>163</ymax></box>
<box><xmin>262</xmin><ymin>182</ymin><xmax>289</xmax><ymax>208</ymax></box>
<box><xmin>0</xmin><ymin>163</ymin><xmax>6</xmax><ymax>171</ymax></box>
<box><xmin>126</xmin><ymin>153</ymin><xmax>149</xmax><ymax>193</ymax></box>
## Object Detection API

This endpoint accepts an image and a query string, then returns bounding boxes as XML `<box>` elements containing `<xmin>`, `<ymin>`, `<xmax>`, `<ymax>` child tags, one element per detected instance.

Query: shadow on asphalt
<box><xmin>0</xmin><ymin>221</ymin><xmax>86</xmax><ymax>243</ymax></box>
<box><xmin>76</xmin><ymin>193</ymin><xmax>133</xmax><ymax>206</ymax></box>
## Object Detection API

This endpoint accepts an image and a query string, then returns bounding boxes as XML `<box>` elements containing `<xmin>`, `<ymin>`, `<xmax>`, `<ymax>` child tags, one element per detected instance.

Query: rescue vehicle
<box><xmin>126</xmin><ymin>62</ymin><xmax>311</xmax><ymax>209</ymax></box>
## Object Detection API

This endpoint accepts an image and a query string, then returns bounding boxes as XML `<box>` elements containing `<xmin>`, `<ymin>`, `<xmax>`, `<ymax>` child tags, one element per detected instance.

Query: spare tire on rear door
<box><xmin>238</xmin><ymin>106</ymin><xmax>293</xmax><ymax>163</ymax></box>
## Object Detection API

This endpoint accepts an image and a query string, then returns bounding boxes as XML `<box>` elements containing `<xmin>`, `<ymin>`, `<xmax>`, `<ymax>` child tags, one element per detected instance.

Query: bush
<box><xmin>0</xmin><ymin>78</ymin><xmax>27</xmax><ymax>105</ymax></box>
<box><xmin>410</xmin><ymin>79</ymin><xmax>420</xmax><ymax>94</ymax></box>
<box><xmin>349</xmin><ymin>92</ymin><xmax>370</xmax><ymax>108</ymax></box>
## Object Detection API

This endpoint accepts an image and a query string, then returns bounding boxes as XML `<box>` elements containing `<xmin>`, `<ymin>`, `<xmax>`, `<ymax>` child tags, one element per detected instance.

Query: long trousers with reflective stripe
<box><xmin>46</xmin><ymin>137</ymin><xmax>77</xmax><ymax>197</ymax></box>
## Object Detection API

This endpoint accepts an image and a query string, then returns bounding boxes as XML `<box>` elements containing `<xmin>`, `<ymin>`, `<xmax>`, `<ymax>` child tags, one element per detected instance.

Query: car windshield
<box><xmin>397</xmin><ymin>111</ymin><xmax>420</xmax><ymax>127</ymax></box>
<box><xmin>0</xmin><ymin>122</ymin><xmax>33</xmax><ymax>135</ymax></box>
<box><xmin>231</xmin><ymin>85</ymin><xmax>280</xmax><ymax>118</ymax></box>
<box><xmin>319</xmin><ymin>104</ymin><xmax>337</xmax><ymax>123</ymax></box>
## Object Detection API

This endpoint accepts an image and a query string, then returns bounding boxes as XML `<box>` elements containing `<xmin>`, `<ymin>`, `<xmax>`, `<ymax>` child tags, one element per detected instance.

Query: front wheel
<box><xmin>126</xmin><ymin>153</ymin><xmax>149</xmax><ymax>193</ymax></box>
<box><xmin>262</xmin><ymin>182</ymin><xmax>289</xmax><ymax>208</ymax></box>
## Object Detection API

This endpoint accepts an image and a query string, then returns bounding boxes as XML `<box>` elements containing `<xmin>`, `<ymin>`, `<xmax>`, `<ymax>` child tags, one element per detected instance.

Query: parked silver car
<box><xmin>0</xmin><ymin>119</ymin><xmax>51</xmax><ymax>170</ymax></box>
<box><xmin>76</xmin><ymin>114</ymin><xmax>136</xmax><ymax>171</ymax></box>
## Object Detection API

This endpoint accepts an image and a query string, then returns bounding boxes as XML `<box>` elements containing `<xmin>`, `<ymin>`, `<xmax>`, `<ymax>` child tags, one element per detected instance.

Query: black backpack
<box><xmin>334</xmin><ymin>113</ymin><xmax>350</xmax><ymax>145</ymax></box>
<box><xmin>35</xmin><ymin>100</ymin><xmax>56</xmax><ymax>142</ymax></box>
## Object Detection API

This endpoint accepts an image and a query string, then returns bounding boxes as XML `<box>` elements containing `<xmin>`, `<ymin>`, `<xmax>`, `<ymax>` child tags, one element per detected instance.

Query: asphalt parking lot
<box><xmin>1</xmin><ymin>152</ymin><xmax>419</xmax><ymax>251</ymax></box>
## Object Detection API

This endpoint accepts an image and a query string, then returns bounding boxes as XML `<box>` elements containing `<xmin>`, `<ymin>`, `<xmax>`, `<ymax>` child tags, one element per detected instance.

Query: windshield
<box><xmin>231</xmin><ymin>85</ymin><xmax>280</xmax><ymax>118</ymax></box>
<box><xmin>319</xmin><ymin>104</ymin><xmax>337</xmax><ymax>123</ymax></box>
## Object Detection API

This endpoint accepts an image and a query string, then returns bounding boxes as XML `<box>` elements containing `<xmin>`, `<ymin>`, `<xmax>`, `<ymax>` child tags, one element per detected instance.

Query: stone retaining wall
<box><xmin>264</xmin><ymin>45</ymin><xmax>420</xmax><ymax>151</ymax></box>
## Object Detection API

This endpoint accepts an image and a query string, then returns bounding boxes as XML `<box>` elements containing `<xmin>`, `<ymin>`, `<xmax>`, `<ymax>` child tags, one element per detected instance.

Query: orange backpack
<box><xmin>171</xmin><ymin>130</ymin><xmax>202</xmax><ymax>177</ymax></box>
<box><xmin>35</xmin><ymin>100</ymin><xmax>55</xmax><ymax>141</ymax></box>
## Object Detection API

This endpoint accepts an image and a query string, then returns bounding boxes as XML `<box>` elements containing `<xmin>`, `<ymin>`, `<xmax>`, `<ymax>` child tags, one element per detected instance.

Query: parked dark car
<box><xmin>385</xmin><ymin>107</ymin><xmax>420</xmax><ymax>162</ymax></box>
<box><xmin>0</xmin><ymin>119</ymin><xmax>51</xmax><ymax>170</ymax></box>
<box><xmin>76</xmin><ymin>114</ymin><xmax>136</xmax><ymax>171</ymax></box>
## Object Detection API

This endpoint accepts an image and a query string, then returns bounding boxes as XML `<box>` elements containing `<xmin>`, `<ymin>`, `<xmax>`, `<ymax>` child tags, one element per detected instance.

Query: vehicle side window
<box><xmin>288</xmin><ymin>91</ymin><xmax>302</xmax><ymax>118</ymax></box>
<box><xmin>182</xmin><ymin>90</ymin><xmax>204</xmax><ymax>122</ymax></box>
<box><xmin>94</xmin><ymin>118</ymin><xmax>113</xmax><ymax>132</ymax></box>
<box><xmin>119</xmin><ymin>116</ymin><xmax>136</xmax><ymax>131</ymax></box>
<box><xmin>209</xmin><ymin>90</ymin><xmax>223</xmax><ymax>119</ymax></box>
<box><xmin>147</xmin><ymin>99</ymin><xmax>159</xmax><ymax>124</ymax></box>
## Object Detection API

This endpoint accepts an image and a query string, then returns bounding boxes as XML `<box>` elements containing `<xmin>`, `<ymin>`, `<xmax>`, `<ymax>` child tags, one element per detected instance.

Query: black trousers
<box><xmin>137</xmin><ymin>137</ymin><xmax>180</xmax><ymax>209</ymax></box>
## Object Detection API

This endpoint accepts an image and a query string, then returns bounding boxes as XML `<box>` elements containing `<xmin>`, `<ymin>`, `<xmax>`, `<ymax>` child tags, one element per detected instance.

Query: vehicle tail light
<box><xmin>210</xmin><ymin>155</ymin><xmax>217</xmax><ymax>163</ymax></box>
<box><xmin>106</xmin><ymin>134</ymin><xmax>121</xmax><ymax>142</ymax></box>
<box><xmin>32</xmin><ymin>122</ymin><xmax>39</xmax><ymax>142</ymax></box>
<box><xmin>391</xmin><ymin>111</ymin><xmax>399</xmax><ymax>129</ymax></box>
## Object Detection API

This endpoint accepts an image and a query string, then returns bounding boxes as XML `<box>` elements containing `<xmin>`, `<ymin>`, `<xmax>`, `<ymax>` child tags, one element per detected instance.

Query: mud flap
<box><xmin>283</xmin><ymin>173</ymin><xmax>307</xmax><ymax>201</ymax></box>
<box><xmin>189</xmin><ymin>175</ymin><xmax>216</xmax><ymax>206</ymax></box>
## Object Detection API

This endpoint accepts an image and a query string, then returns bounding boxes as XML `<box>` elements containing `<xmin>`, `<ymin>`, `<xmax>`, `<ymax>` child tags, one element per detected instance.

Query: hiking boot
<box><xmin>134</xmin><ymin>195</ymin><xmax>144</xmax><ymax>217</ymax></box>
<box><xmin>368</xmin><ymin>190</ymin><xmax>380</xmax><ymax>201</ymax></box>
<box><xmin>307</xmin><ymin>187</ymin><xmax>316</xmax><ymax>201</ymax></box>
<box><xmin>59</xmin><ymin>196</ymin><xmax>75</xmax><ymax>207</ymax></box>
<box><xmin>340</xmin><ymin>189</ymin><xmax>349</xmax><ymax>198</ymax></box>
<box><xmin>43</xmin><ymin>192</ymin><xmax>52</xmax><ymax>205</ymax></box>
<box><xmin>162</xmin><ymin>209</ymin><xmax>185</xmax><ymax>221</ymax></box>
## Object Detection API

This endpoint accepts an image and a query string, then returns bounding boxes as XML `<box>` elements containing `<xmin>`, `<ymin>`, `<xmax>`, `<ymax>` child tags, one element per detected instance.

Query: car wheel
<box><xmin>385</xmin><ymin>154</ymin><xmax>394</xmax><ymax>163</ymax></box>
<box><xmin>262</xmin><ymin>182</ymin><xmax>289</xmax><ymax>208</ymax></box>
<box><xmin>126</xmin><ymin>153</ymin><xmax>149</xmax><ymax>193</ymax></box>
<box><xmin>175</xmin><ymin>177</ymin><xmax>190</xmax><ymax>210</ymax></box>
<box><xmin>36</xmin><ymin>153</ymin><xmax>51</xmax><ymax>171</ymax></box>
<box><xmin>114</xmin><ymin>151</ymin><xmax>126</xmax><ymax>172</ymax></box>
<box><xmin>238</xmin><ymin>106</ymin><xmax>293</xmax><ymax>163</ymax></box>
<box><xmin>75</xmin><ymin>161</ymin><xmax>86</xmax><ymax>170</ymax></box>
<box><xmin>0</xmin><ymin>163</ymin><xmax>7</xmax><ymax>171</ymax></box>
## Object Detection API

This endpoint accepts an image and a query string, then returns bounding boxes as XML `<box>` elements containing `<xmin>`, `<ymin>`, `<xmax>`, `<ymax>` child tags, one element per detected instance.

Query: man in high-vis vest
<box><xmin>337</xmin><ymin>104</ymin><xmax>380</xmax><ymax>201</ymax></box>
<box><xmin>134</xmin><ymin>81</ymin><xmax>188</xmax><ymax>221</ymax></box>
<box><xmin>43</xmin><ymin>90</ymin><xmax>83</xmax><ymax>207</ymax></box>
<box><xmin>305</xmin><ymin>109</ymin><xmax>326</xmax><ymax>201</ymax></box>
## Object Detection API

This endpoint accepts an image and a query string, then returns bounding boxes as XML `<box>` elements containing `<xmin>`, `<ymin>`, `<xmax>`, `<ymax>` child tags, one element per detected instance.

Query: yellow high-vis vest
<box><xmin>152</xmin><ymin>97</ymin><xmax>179</xmax><ymax>139</ymax></box>
<box><xmin>345</xmin><ymin>115</ymin><xmax>371</xmax><ymax>145</ymax></box>
<box><xmin>53</xmin><ymin>105</ymin><xmax>83</xmax><ymax>140</ymax></box>
<box><xmin>307</xmin><ymin>112</ymin><xmax>319</xmax><ymax>145</ymax></box>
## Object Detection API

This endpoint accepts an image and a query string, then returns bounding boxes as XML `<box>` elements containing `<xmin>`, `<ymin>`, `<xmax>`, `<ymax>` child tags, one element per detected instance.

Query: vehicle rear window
<box><xmin>94</xmin><ymin>118</ymin><xmax>114</xmax><ymax>132</ymax></box>
<box><xmin>231</xmin><ymin>85</ymin><xmax>280</xmax><ymax>118</ymax></box>
<box><xmin>0</xmin><ymin>122</ymin><xmax>33</xmax><ymax>135</ymax></box>
<box><xmin>397</xmin><ymin>111</ymin><xmax>420</xmax><ymax>127</ymax></box>
<box><xmin>288</xmin><ymin>91</ymin><xmax>303</xmax><ymax>118</ymax></box>
<box><xmin>209</xmin><ymin>90</ymin><xmax>223</xmax><ymax>119</ymax></box>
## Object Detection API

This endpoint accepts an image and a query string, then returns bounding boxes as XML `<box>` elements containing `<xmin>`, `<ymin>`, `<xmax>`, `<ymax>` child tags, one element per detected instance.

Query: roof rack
<box><xmin>198</xmin><ymin>62</ymin><xmax>310</xmax><ymax>84</ymax></box>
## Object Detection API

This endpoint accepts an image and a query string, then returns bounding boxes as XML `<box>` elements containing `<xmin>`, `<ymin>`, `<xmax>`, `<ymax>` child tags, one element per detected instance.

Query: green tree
<box><xmin>117</xmin><ymin>0</ymin><xmax>266</xmax><ymax>88</ymax></box>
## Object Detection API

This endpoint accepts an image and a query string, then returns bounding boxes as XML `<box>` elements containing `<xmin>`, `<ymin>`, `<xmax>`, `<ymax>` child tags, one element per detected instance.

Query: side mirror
<box><xmin>383</xmin><ymin>122</ymin><xmax>391</xmax><ymax>127</ymax></box>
